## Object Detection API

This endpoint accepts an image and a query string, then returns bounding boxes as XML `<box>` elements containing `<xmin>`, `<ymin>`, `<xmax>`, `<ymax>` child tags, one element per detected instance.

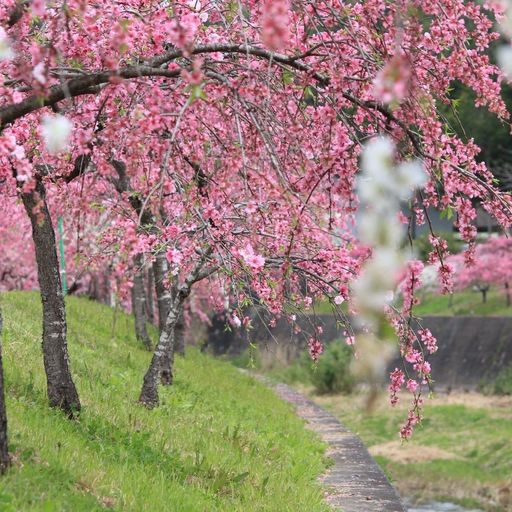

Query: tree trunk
<box><xmin>20</xmin><ymin>181</ymin><xmax>80</xmax><ymax>416</ymax></box>
<box><xmin>506</xmin><ymin>282</ymin><xmax>511</xmax><ymax>307</ymax></box>
<box><xmin>140</xmin><ymin>249</ymin><xmax>215</xmax><ymax>408</ymax></box>
<box><xmin>153</xmin><ymin>252</ymin><xmax>171</xmax><ymax>334</ymax></box>
<box><xmin>482</xmin><ymin>288</ymin><xmax>488</xmax><ymax>303</ymax></box>
<box><xmin>0</xmin><ymin>308</ymin><xmax>10</xmax><ymax>474</ymax></box>
<box><xmin>160</xmin><ymin>304</ymin><xmax>184</xmax><ymax>385</ymax></box>
<box><xmin>174</xmin><ymin>314</ymin><xmax>185</xmax><ymax>356</ymax></box>
<box><xmin>132</xmin><ymin>254</ymin><xmax>152</xmax><ymax>350</ymax></box>
<box><xmin>139</xmin><ymin>304</ymin><xmax>180</xmax><ymax>408</ymax></box>
<box><xmin>146</xmin><ymin>267</ymin><xmax>155</xmax><ymax>324</ymax></box>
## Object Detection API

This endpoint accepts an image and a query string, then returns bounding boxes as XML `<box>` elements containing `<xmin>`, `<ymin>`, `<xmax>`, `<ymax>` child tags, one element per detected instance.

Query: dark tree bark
<box><xmin>132</xmin><ymin>254</ymin><xmax>152</xmax><ymax>350</ymax></box>
<box><xmin>506</xmin><ymin>282</ymin><xmax>511</xmax><ymax>307</ymax></box>
<box><xmin>139</xmin><ymin>252</ymin><xmax>215</xmax><ymax>408</ymax></box>
<box><xmin>153</xmin><ymin>252</ymin><xmax>172</xmax><ymax>334</ymax></box>
<box><xmin>174</xmin><ymin>314</ymin><xmax>185</xmax><ymax>356</ymax></box>
<box><xmin>160</xmin><ymin>304</ymin><xmax>183</xmax><ymax>386</ymax></box>
<box><xmin>480</xmin><ymin>285</ymin><xmax>489</xmax><ymax>304</ymax></box>
<box><xmin>146</xmin><ymin>267</ymin><xmax>155</xmax><ymax>324</ymax></box>
<box><xmin>0</xmin><ymin>308</ymin><xmax>10</xmax><ymax>474</ymax></box>
<box><xmin>139</xmin><ymin>302</ymin><xmax>180</xmax><ymax>407</ymax></box>
<box><xmin>20</xmin><ymin>180</ymin><xmax>80</xmax><ymax>416</ymax></box>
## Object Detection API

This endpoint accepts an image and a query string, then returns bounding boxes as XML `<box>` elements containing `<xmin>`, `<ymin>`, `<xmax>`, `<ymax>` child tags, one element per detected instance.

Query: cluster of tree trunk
<box><xmin>0</xmin><ymin>159</ymin><xmax>196</xmax><ymax>479</ymax></box>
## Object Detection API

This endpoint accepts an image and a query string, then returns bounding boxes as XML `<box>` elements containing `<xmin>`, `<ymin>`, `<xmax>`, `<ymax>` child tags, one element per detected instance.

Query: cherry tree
<box><xmin>0</xmin><ymin>0</ymin><xmax>512</xmax><ymax>432</ymax></box>
<box><xmin>450</xmin><ymin>236</ymin><xmax>512</xmax><ymax>304</ymax></box>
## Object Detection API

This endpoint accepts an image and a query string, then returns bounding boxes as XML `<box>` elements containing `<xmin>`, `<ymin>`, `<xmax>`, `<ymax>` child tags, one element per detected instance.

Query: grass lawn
<box><xmin>0</xmin><ymin>291</ymin><xmax>330</xmax><ymax>512</ymax></box>
<box><xmin>313</xmin><ymin>287</ymin><xmax>512</xmax><ymax>317</ymax></box>
<box><xmin>414</xmin><ymin>288</ymin><xmax>512</xmax><ymax>317</ymax></box>
<box><xmin>309</xmin><ymin>389</ymin><xmax>512</xmax><ymax>511</ymax></box>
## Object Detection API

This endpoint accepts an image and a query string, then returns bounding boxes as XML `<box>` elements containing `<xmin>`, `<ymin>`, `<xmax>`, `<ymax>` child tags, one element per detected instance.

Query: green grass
<box><xmin>415</xmin><ymin>288</ymin><xmax>512</xmax><ymax>316</ymax></box>
<box><xmin>314</xmin><ymin>288</ymin><xmax>512</xmax><ymax>317</ymax></box>
<box><xmin>312</xmin><ymin>391</ymin><xmax>512</xmax><ymax>510</ymax></box>
<box><xmin>0</xmin><ymin>291</ymin><xmax>330</xmax><ymax>512</ymax></box>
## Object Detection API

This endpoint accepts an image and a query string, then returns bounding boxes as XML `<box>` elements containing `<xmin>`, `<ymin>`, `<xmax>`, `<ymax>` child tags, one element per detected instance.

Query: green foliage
<box><xmin>0</xmin><ymin>292</ymin><xmax>330</xmax><ymax>512</ymax></box>
<box><xmin>490</xmin><ymin>366</ymin><xmax>512</xmax><ymax>396</ymax></box>
<box><xmin>440</xmin><ymin>80</ymin><xmax>512</xmax><ymax>191</ymax></box>
<box><xmin>413</xmin><ymin>231</ymin><xmax>464</xmax><ymax>263</ymax></box>
<box><xmin>309</xmin><ymin>341</ymin><xmax>355</xmax><ymax>395</ymax></box>
<box><xmin>263</xmin><ymin>340</ymin><xmax>355</xmax><ymax>395</ymax></box>
<box><xmin>229</xmin><ymin>346</ymin><xmax>261</xmax><ymax>370</ymax></box>
<box><xmin>265</xmin><ymin>351</ymin><xmax>313</xmax><ymax>387</ymax></box>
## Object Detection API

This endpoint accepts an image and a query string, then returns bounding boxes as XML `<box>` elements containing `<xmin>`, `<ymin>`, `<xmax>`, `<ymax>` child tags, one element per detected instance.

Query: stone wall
<box><xmin>207</xmin><ymin>315</ymin><xmax>512</xmax><ymax>388</ymax></box>
<box><xmin>415</xmin><ymin>316</ymin><xmax>512</xmax><ymax>389</ymax></box>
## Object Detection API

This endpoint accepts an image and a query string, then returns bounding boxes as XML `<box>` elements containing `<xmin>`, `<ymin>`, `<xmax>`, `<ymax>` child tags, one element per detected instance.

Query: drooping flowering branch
<box><xmin>1</xmin><ymin>0</ymin><xmax>512</xmax><ymax>431</ymax></box>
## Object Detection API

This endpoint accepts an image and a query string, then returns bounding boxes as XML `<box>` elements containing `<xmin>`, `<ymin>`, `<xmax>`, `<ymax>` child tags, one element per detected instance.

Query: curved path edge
<box><xmin>256</xmin><ymin>376</ymin><xmax>406</xmax><ymax>512</ymax></box>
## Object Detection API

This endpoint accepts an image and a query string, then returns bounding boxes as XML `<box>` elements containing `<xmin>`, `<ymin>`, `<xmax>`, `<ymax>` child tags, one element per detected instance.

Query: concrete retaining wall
<box><xmin>208</xmin><ymin>315</ymin><xmax>512</xmax><ymax>388</ymax></box>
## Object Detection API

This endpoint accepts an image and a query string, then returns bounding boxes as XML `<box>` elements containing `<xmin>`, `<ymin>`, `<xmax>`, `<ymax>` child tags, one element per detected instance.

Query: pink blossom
<box><xmin>308</xmin><ymin>337</ymin><xmax>323</xmax><ymax>362</ymax></box>
<box><xmin>373</xmin><ymin>53</ymin><xmax>411</xmax><ymax>104</ymax></box>
<box><xmin>389</xmin><ymin>368</ymin><xmax>405</xmax><ymax>405</ymax></box>
<box><xmin>418</xmin><ymin>328</ymin><xmax>438</xmax><ymax>354</ymax></box>
<box><xmin>230</xmin><ymin>314</ymin><xmax>241</xmax><ymax>328</ymax></box>
<box><xmin>261</xmin><ymin>0</ymin><xmax>290</xmax><ymax>50</ymax></box>
<box><xmin>166</xmin><ymin>248</ymin><xmax>183</xmax><ymax>265</ymax></box>
<box><xmin>406</xmin><ymin>379</ymin><xmax>419</xmax><ymax>393</ymax></box>
<box><xmin>239</xmin><ymin>244</ymin><xmax>265</xmax><ymax>272</ymax></box>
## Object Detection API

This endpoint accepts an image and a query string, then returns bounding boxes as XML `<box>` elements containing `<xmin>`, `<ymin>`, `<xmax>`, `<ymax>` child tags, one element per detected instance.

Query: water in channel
<box><xmin>407</xmin><ymin>502</ymin><xmax>482</xmax><ymax>512</ymax></box>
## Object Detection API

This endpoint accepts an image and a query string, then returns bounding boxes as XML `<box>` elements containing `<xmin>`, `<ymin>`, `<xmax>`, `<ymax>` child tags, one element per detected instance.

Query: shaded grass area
<box><xmin>0</xmin><ymin>291</ymin><xmax>330</xmax><ymax>512</ymax></box>
<box><xmin>311</xmin><ymin>391</ymin><xmax>512</xmax><ymax>511</ymax></box>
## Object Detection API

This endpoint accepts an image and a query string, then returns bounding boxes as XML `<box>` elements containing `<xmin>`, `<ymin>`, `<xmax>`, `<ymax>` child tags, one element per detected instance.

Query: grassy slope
<box><xmin>314</xmin><ymin>288</ymin><xmax>512</xmax><ymax>317</ymax></box>
<box><xmin>0</xmin><ymin>292</ymin><xmax>330</xmax><ymax>512</ymax></box>
<box><xmin>312</xmin><ymin>391</ymin><xmax>512</xmax><ymax>511</ymax></box>
<box><xmin>415</xmin><ymin>288</ymin><xmax>512</xmax><ymax>317</ymax></box>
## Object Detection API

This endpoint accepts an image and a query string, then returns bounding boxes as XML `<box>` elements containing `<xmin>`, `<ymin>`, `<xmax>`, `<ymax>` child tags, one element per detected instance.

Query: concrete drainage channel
<box><xmin>253</xmin><ymin>376</ymin><xmax>405</xmax><ymax>511</ymax></box>
<box><xmin>252</xmin><ymin>375</ymin><xmax>482</xmax><ymax>512</ymax></box>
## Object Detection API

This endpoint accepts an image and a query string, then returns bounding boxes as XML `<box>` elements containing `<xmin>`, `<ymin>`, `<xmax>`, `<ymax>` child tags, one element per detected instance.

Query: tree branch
<box><xmin>0</xmin><ymin>44</ymin><xmax>328</xmax><ymax>131</ymax></box>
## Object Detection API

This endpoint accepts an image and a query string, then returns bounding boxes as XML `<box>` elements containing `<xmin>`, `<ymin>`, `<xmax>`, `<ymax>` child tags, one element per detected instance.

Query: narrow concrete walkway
<box><xmin>263</xmin><ymin>379</ymin><xmax>406</xmax><ymax>512</ymax></box>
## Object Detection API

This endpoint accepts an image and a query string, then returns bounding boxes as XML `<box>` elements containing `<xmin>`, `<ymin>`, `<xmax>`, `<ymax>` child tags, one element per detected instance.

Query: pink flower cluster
<box><xmin>168</xmin><ymin>13</ymin><xmax>200</xmax><ymax>51</ymax></box>
<box><xmin>307</xmin><ymin>337</ymin><xmax>323</xmax><ymax>362</ymax></box>
<box><xmin>239</xmin><ymin>244</ymin><xmax>265</xmax><ymax>272</ymax></box>
<box><xmin>400</xmin><ymin>407</ymin><xmax>421</xmax><ymax>440</ymax></box>
<box><xmin>418</xmin><ymin>328</ymin><xmax>438</xmax><ymax>354</ymax></box>
<box><xmin>373</xmin><ymin>53</ymin><xmax>411</xmax><ymax>104</ymax></box>
<box><xmin>261</xmin><ymin>0</ymin><xmax>290</xmax><ymax>51</ymax></box>
<box><xmin>400</xmin><ymin>260</ymin><xmax>424</xmax><ymax>316</ymax></box>
<box><xmin>389</xmin><ymin>368</ymin><xmax>405</xmax><ymax>406</ymax></box>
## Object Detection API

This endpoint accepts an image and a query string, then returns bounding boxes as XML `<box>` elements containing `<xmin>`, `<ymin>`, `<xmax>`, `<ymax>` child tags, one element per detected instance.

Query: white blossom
<box><xmin>41</xmin><ymin>115</ymin><xmax>73</xmax><ymax>154</ymax></box>
<box><xmin>32</xmin><ymin>62</ymin><xmax>46</xmax><ymax>84</ymax></box>
<box><xmin>351</xmin><ymin>334</ymin><xmax>397</xmax><ymax>381</ymax></box>
<box><xmin>359</xmin><ymin>210</ymin><xmax>404</xmax><ymax>248</ymax></box>
<box><xmin>0</xmin><ymin>28</ymin><xmax>14</xmax><ymax>61</ymax></box>
<box><xmin>361</xmin><ymin>136</ymin><xmax>395</xmax><ymax>176</ymax></box>
<box><xmin>497</xmin><ymin>44</ymin><xmax>512</xmax><ymax>78</ymax></box>
<box><xmin>394</xmin><ymin>160</ymin><xmax>427</xmax><ymax>199</ymax></box>
<box><xmin>231</xmin><ymin>314</ymin><xmax>241</xmax><ymax>328</ymax></box>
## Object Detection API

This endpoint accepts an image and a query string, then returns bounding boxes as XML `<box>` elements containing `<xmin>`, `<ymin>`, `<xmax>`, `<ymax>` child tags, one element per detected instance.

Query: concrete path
<box><xmin>264</xmin><ymin>380</ymin><xmax>406</xmax><ymax>512</ymax></box>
